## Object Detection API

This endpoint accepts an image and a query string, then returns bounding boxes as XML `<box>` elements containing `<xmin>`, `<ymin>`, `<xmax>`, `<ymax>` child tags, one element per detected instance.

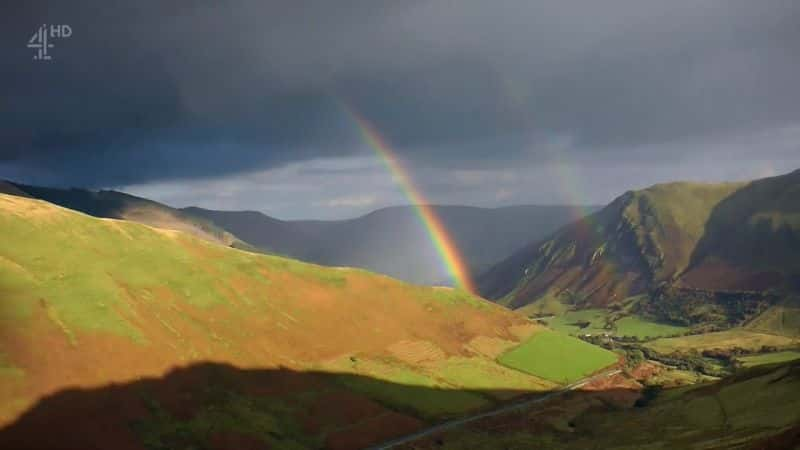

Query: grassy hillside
<box><xmin>479</xmin><ymin>170</ymin><xmax>800</xmax><ymax>325</ymax></box>
<box><xmin>480</xmin><ymin>180</ymin><xmax>742</xmax><ymax>308</ymax></box>
<box><xmin>8</xmin><ymin>183</ymin><xmax>251</xmax><ymax>249</ymax></box>
<box><xmin>0</xmin><ymin>193</ymin><xmax>571</xmax><ymax>448</ymax></box>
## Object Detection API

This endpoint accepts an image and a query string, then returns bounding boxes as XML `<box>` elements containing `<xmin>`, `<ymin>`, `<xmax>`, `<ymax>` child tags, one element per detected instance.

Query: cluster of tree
<box><xmin>580</xmin><ymin>331</ymin><xmax>688</xmax><ymax>346</ymax></box>
<box><xmin>702</xmin><ymin>345</ymin><xmax>785</xmax><ymax>369</ymax></box>
<box><xmin>637</xmin><ymin>285</ymin><xmax>778</xmax><ymax>328</ymax></box>
<box><xmin>642</xmin><ymin>348</ymin><xmax>731</xmax><ymax>377</ymax></box>
<box><xmin>634</xmin><ymin>384</ymin><xmax>662</xmax><ymax>408</ymax></box>
<box><xmin>584</xmin><ymin>337</ymin><xmax>734</xmax><ymax>377</ymax></box>
<box><xmin>570</xmin><ymin>320</ymin><xmax>591</xmax><ymax>329</ymax></box>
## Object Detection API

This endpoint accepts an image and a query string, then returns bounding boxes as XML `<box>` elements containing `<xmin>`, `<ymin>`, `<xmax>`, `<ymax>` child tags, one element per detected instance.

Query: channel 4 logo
<box><xmin>28</xmin><ymin>24</ymin><xmax>72</xmax><ymax>61</ymax></box>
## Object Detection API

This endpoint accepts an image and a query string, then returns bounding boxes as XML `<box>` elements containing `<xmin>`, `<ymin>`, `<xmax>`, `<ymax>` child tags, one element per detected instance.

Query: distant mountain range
<box><xmin>5</xmin><ymin>181</ymin><xmax>595</xmax><ymax>285</ymax></box>
<box><xmin>185</xmin><ymin>204</ymin><xmax>597</xmax><ymax>285</ymax></box>
<box><xmin>478</xmin><ymin>169</ymin><xmax>800</xmax><ymax>325</ymax></box>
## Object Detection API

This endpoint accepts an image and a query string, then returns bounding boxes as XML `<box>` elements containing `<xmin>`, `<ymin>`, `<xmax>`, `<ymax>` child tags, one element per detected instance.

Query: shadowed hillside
<box><xmin>5</xmin><ymin>360</ymin><xmax>797</xmax><ymax>450</ymax></box>
<box><xmin>0</xmin><ymin>363</ymin><xmax>532</xmax><ymax>450</ymax></box>
<box><xmin>0</xmin><ymin>182</ymin><xmax>31</xmax><ymax>197</ymax></box>
<box><xmin>400</xmin><ymin>360</ymin><xmax>800</xmax><ymax>450</ymax></box>
<box><xmin>479</xmin><ymin>170</ymin><xmax>800</xmax><ymax>317</ymax></box>
<box><xmin>683</xmin><ymin>169</ymin><xmax>800</xmax><ymax>291</ymax></box>
<box><xmin>181</xmin><ymin>207</ymin><xmax>323</xmax><ymax>260</ymax></box>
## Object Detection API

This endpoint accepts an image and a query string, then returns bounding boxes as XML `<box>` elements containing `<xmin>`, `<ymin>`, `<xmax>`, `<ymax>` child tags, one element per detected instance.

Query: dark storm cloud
<box><xmin>1</xmin><ymin>0</ymin><xmax>800</xmax><ymax>187</ymax></box>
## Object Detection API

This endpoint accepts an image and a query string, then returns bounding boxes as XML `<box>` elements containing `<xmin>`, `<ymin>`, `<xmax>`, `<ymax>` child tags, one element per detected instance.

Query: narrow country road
<box><xmin>366</xmin><ymin>369</ymin><xmax>623</xmax><ymax>450</ymax></box>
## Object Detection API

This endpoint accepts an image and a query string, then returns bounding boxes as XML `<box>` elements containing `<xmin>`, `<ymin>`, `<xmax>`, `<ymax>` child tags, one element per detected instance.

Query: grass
<box><xmin>614</xmin><ymin>316</ymin><xmax>688</xmax><ymax>339</ymax></box>
<box><xmin>413</xmin><ymin>359</ymin><xmax>800</xmax><ymax>450</ymax></box>
<box><xmin>544</xmin><ymin>309</ymin><xmax>608</xmax><ymax>335</ymax></box>
<box><xmin>0</xmin><ymin>195</ymin><xmax>287</xmax><ymax>341</ymax></box>
<box><xmin>319</xmin><ymin>353</ymin><xmax>554</xmax><ymax>417</ymax></box>
<box><xmin>514</xmin><ymin>291</ymin><xmax>571</xmax><ymax>316</ymax></box>
<box><xmin>497</xmin><ymin>330</ymin><xmax>618</xmax><ymax>384</ymax></box>
<box><xmin>745</xmin><ymin>297</ymin><xmax>800</xmax><ymax>337</ymax></box>
<box><xmin>134</xmin><ymin>388</ymin><xmax>312</xmax><ymax>450</ymax></box>
<box><xmin>0</xmin><ymin>193</ymin><xmax>550</xmax><ymax>430</ymax></box>
<box><xmin>0</xmin><ymin>353</ymin><xmax>24</xmax><ymax>379</ymax></box>
<box><xmin>0</xmin><ymin>194</ymin><xmax>496</xmax><ymax>347</ymax></box>
<box><xmin>736</xmin><ymin>351</ymin><xmax>800</xmax><ymax>368</ymax></box>
<box><xmin>715</xmin><ymin>362</ymin><xmax>800</xmax><ymax>429</ymax></box>
<box><xmin>335</xmin><ymin>373</ymin><xmax>489</xmax><ymax>420</ymax></box>
<box><xmin>539</xmin><ymin>308</ymin><xmax>688</xmax><ymax>340</ymax></box>
<box><xmin>647</xmin><ymin>329</ymin><xmax>799</xmax><ymax>354</ymax></box>
<box><xmin>328</xmin><ymin>355</ymin><xmax>491</xmax><ymax>418</ymax></box>
<box><xmin>433</xmin><ymin>357</ymin><xmax>554</xmax><ymax>387</ymax></box>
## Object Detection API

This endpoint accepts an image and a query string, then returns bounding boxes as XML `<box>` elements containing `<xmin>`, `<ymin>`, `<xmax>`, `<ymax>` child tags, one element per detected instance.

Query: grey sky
<box><xmin>1</xmin><ymin>0</ymin><xmax>799</xmax><ymax>218</ymax></box>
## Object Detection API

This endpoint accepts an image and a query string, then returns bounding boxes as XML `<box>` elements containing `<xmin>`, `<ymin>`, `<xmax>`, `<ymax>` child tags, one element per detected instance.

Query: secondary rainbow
<box><xmin>341</xmin><ymin>104</ymin><xmax>478</xmax><ymax>294</ymax></box>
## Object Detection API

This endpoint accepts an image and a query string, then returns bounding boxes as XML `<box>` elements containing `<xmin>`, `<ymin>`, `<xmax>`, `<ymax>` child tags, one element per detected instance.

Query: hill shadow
<box><xmin>0</xmin><ymin>362</ymin><xmax>639</xmax><ymax>450</ymax></box>
<box><xmin>683</xmin><ymin>172</ymin><xmax>800</xmax><ymax>292</ymax></box>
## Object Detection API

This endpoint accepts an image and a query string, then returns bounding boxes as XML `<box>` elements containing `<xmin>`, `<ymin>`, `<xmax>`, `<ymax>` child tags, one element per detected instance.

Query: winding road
<box><xmin>366</xmin><ymin>369</ymin><xmax>622</xmax><ymax>450</ymax></box>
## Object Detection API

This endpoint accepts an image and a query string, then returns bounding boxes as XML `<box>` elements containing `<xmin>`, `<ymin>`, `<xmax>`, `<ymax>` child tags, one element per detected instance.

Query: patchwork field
<box><xmin>613</xmin><ymin>316</ymin><xmax>688</xmax><ymax>339</ymax></box>
<box><xmin>538</xmin><ymin>309</ymin><xmax>688</xmax><ymax>340</ymax></box>
<box><xmin>745</xmin><ymin>297</ymin><xmax>800</xmax><ymax>337</ymax></box>
<box><xmin>737</xmin><ymin>351</ymin><xmax>800</xmax><ymax>368</ymax></box>
<box><xmin>646</xmin><ymin>329</ymin><xmax>799</xmax><ymax>354</ymax></box>
<box><xmin>543</xmin><ymin>309</ymin><xmax>609</xmax><ymax>335</ymax></box>
<box><xmin>497</xmin><ymin>330</ymin><xmax>619</xmax><ymax>383</ymax></box>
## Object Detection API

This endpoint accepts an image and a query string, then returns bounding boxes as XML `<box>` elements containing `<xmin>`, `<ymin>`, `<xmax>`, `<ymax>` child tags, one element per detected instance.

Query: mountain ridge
<box><xmin>3</xmin><ymin>180</ymin><xmax>596</xmax><ymax>286</ymax></box>
<box><xmin>186</xmin><ymin>203</ymin><xmax>598</xmax><ymax>285</ymax></box>
<box><xmin>478</xmin><ymin>170</ymin><xmax>800</xmax><ymax>319</ymax></box>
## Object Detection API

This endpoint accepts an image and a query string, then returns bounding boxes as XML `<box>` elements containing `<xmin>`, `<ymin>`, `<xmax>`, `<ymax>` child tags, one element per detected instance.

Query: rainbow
<box><xmin>340</xmin><ymin>104</ymin><xmax>478</xmax><ymax>294</ymax></box>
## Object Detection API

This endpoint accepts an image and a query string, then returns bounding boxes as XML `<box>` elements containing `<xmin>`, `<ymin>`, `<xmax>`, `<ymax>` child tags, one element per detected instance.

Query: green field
<box><xmin>614</xmin><ymin>316</ymin><xmax>688</xmax><ymax>339</ymax></box>
<box><xmin>647</xmin><ymin>329</ymin><xmax>799</xmax><ymax>354</ymax></box>
<box><xmin>745</xmin><ymin>297</ymin><xmax>800</xmax><ymax>337</ymax></box>
<box><xmin>541</xmin><ymin>309</ymin><xmax>688</xmax><ymax>340</ymax></box>
<box><xmin>513</xmin><ymin>291</ymin><xmax>571</xmax><ymax>316</ymax></box>
<box><xmin>736</xmin><ymin>351</ymin><xmax>800</xmax><ymax>368</ymax></box>
<box><xmin>497</xmin><ymin>330</ymin><xmax>618</xmax><ymax>384</ymax></box>
<box><xmin>544</xmin><ymin>309</ymin><xmax>608</xmax><ymax>335</ymax></box>
<box><xmin>335</xmin><ymin>372</ymin><xmax>489</xmax><ymax>419</ymax></box>
<box><xmin>319</xmin><ymin>353</ymin><xmax>556</xmax><ymax>418</ymax></box>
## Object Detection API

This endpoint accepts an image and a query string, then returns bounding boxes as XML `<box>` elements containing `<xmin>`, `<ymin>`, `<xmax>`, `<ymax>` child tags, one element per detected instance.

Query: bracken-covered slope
<box><xmin>480</xmin><ymin>169</ymin><xmax>800</xmax><ymax>310</ymax></box>
<box><xmin>0</xmin><ymin>193</ymin><xmax>559</xmax><ymax>449</ymax></box>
